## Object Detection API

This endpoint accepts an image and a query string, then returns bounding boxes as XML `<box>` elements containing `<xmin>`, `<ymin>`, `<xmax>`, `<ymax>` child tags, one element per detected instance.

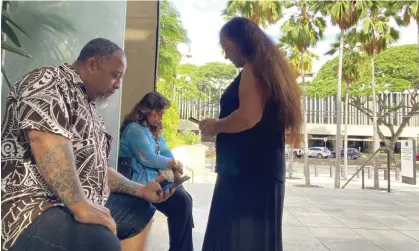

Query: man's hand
<box><xmin>28</xmin><ymin>130</ymin><xmax>118</xmax><ymax>235</ymax></box>
<box><xmin>141</xmin><ymin>174</ymin><xmax>175</xmax><ymax>203</ymax></box>
<box><xmin>107</xmin><ymin>168</ymin><xmax>174</xmax><ymax>203</ymax></box>
<box><xmin>72</xmin><ymin>201</ymin><xmax>117</xmax><ymax>235</ymax></box>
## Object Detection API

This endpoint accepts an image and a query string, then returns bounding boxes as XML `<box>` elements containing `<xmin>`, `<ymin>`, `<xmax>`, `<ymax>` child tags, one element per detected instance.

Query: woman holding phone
<box><xmin>119</xmin><ymin>92</ymin><xmax>194</xmax><ymax>251</ymax></box>
<box><xmin>199</xmin><ymin>17</ymin><xmax>303</xmax><ymax>251</ymax></box>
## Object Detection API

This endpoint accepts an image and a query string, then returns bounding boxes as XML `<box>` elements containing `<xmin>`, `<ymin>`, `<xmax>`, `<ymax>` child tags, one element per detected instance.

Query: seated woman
<box><xmin>119</xmin><ymin>92</ymin><xmax>194</xmax><ymax>251</ymax></box>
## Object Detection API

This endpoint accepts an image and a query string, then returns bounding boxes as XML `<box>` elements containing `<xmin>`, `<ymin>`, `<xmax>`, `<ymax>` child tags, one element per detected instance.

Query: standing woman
<box><xmin>199</xmin><ymin>17</ymin><xmax>303</xmax><ymax>251</ymax></box>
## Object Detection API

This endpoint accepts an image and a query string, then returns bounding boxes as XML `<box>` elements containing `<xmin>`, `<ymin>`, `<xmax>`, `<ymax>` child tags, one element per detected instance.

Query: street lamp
<box><xmin>177</xmin><ymin>43</ymin><xmax>192</xmax><ymax>59</ymax></box>
<box><xmin>196</xmin><ymin>82</ymin><xmax>209</xmax><ymax>119</ymax></box>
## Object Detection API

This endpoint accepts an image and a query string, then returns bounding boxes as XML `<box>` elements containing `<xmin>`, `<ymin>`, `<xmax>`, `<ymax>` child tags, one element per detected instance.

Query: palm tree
<box><xmin>326</xmin><ymin>29</ymin><xmax>365</xmax><ymax>179</ymax></box>
<box><xmin>358</xmin><ymin>2</ymin><xmax>400</xmax><ymax>189</ymax></box>
<box><xmin>281</xmin><ymin>0</ymin><xmax>326</xmax><ymax>187</ymax></box>
<box><xmin>311</xmin><ymin>0</ymin><xmax>369</xmax><ymax>188</ymax></box>
<box><xmin>279</xmin><ymin>41</ymin><xmax>319</xmax><ymax>77</ymax></box>
<box><xmin>222</xmin><ymin>0</ymin><xmax>285</xmax><ymax>28</ymax></box>
<box><xmin>387</xmin><ymin>1</ymin><xmax>419</xmax><ymax>73</ymax></box>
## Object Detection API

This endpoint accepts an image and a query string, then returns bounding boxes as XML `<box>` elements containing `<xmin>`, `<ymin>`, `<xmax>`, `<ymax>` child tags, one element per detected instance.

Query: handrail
<box><xmin>341</xmin><ymin>147</ymin><xmax>392</xmax><ymax>192</ymax></box>
<box><xmin>184</xmin><ymin>165</ymin><xmax>194</xmax><ymax>183</ymax></box>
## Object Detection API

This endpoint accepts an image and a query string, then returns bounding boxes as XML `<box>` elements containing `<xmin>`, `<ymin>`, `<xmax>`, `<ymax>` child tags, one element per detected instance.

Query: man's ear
<box><xmin>85</xmin><ymin>58</ymin><xmax>97</xmax><ymax>74</ymax></box>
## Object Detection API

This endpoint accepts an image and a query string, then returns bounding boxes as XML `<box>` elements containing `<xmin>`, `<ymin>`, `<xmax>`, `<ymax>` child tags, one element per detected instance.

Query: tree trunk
<box><xmin>417</xmin><ymin>19</ymin><xmax>419</xmax><ymax>73</ymax></box>
<box><xmin>371</xmin><ymin>56</ymin><xmax>380</xmax><ymax>189</ymax></box>
<box><xmin>343</xmin><ymin>87</ymin><xmax>349</xmax><ymax>179</ymax></box>
<box><xmin>289</xmin><ymin>149</ymin><xmax>294</xmax><ymax>179</ymax></box>
<box><xmin>302</xmin><ymin>52</ymin><xmax>310</xmax><ymax>186</ymax></box>
<box><xmin>386</xmin><ymin>141</ymin><xmax>396</xmax><ymax>167</ymax></box>
<box><xmin>335</xmin><ymin>28</ymin><xmax>344</xmax><ymax>188</ymax></box>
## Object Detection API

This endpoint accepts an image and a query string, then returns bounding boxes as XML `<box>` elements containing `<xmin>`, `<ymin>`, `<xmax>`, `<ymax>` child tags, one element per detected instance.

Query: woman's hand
<box><xmin>174</xmin><ymin>160</ymin><xmax>184</xmax><ymax>175</ymax></box>
<box><xmin>199</xmin><ymin>118</ymin><xmax>219</xmax><ymax>137</ymax></box>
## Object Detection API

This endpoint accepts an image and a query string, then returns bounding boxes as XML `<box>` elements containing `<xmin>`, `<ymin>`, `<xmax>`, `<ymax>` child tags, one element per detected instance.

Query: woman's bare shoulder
<box><xmin>241</xmin><ymin>64</ymin><xmax>257</xmax><ymax>81</ymax></box>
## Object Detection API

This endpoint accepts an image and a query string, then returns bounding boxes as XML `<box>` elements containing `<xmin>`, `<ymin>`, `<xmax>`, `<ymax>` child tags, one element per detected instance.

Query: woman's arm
<box><xmin>215</xmin><ymin>64</ymin><xmax>264</xmax><ymax>133</ymax></box>
<box><xmin>159</xmin><ymin>135</ymin><xmax>174</xmax><ymax>158</ymax></box>
<box><xmin>127</xmin><ymin>124</ymin><xmax>175</xmax><ymax>169</ymax></box>
<box><xmin>160</xmin><ymin>135</ymin><xmax>184</xmax><ymax>175</ymax></box>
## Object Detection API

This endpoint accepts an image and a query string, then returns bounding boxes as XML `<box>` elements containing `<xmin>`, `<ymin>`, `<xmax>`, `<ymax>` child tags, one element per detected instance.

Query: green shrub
<box><xmin>162</xmin><ymin>99</ymin><xmax>200</xmax><ymax>148</ymax></box>
<box><xmin>178</xmin><ymin>130</ymin><xmax>200</xmax><ymax>145</ymax></box>
<box><xmin>162</xmin><ymin>99</ymin><xmax>180</xmax><ymax>149</ymax></box>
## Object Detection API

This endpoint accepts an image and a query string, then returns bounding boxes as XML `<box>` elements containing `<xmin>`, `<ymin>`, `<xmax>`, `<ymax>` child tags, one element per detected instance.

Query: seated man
<box><xmin>1</xmin><ymin>38</ymin><xmax>174</xmax><ymax>251</ymax></box>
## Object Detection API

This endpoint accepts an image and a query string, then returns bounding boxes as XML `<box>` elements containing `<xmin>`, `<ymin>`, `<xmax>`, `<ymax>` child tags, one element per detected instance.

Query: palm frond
<box><xmin>1</xmin><ymin>40</ymin><xmax>32</xmax><ymax>58</ymax></box>
<box><xmin>2</xmin><ymin>9</ymin><xmax>29</xmax><ymax>36</ymax></box>
<box><xmin>221</xmin><ymin>0</ymin><xmax>285</xmax><ymax>28</ymax></box>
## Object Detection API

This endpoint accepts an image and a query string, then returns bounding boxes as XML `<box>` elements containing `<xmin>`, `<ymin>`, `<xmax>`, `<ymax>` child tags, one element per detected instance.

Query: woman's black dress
<box><xmin>202</xmin><ymin>72</ymin><xmax>286</xmax><ymax>251</ymax></box>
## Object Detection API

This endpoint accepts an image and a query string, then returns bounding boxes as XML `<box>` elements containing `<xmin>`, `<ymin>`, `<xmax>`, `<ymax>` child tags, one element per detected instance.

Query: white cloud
<box><xmin>173</xmin><ymin>0</ymin><xmax>417</xmax><ymax>71</ymax></box>
<box><xmin>174</xmin><ymin>0</ymin><xmax>228</xmax><ymax>65</ymax></box>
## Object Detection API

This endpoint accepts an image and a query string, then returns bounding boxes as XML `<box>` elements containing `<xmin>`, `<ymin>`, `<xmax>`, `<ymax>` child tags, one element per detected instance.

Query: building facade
<box><xmin>177</xmin><ymin>91</ymin><xmax>419</xmax><ymax>152</ymax></box>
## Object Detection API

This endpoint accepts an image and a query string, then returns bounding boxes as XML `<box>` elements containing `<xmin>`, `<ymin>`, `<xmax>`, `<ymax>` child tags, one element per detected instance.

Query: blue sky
<box><xmin>172</xmin><ymin>0</ymin><xmax>417</xmax><ymax>73</ymax></box>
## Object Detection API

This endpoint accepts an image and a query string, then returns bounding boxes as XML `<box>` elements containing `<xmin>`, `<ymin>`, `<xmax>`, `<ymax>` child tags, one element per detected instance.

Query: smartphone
<box><xmin>188</xmin><ymin>117</ymin><xmax>200</xmax><ymax>124</ymax></box>
<box><xmin>160</xmin><ymin>176</ymin><xmax>191</xmax><ymax>191</ymax></box>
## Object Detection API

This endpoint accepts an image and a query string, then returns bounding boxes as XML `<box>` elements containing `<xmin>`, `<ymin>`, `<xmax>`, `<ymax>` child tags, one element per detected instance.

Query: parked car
<box><xmin>416</xmin><ymin>152</ymin><xmax>419</xmax><ymax>161</ymax></box>
<box><xmin>331</xmin><ymin>148</ymin><xmax>360</xmax><ymax>160</ymax></box>
<box><xmin>307</xmin><ymin>147</ymin><xmax>331</xmax><ymax>159</ymax></box>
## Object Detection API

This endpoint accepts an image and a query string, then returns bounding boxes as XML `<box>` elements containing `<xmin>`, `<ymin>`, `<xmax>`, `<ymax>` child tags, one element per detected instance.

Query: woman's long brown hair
<box><xmin>120</xmin><ymin>92</ymin><xmax>170</xmax><ymax>137</ymax></box>
<box><xmin>221</xmin><ymin>17</ymin><xmax>303</xmax><ymax>147</ymax></box>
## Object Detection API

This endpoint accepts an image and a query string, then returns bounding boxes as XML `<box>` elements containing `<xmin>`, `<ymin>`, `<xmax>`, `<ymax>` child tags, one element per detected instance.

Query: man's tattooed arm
<box><xmin>107</xmin><ymin>167</ymin><xmax>145</xmax><ymax>198</ymax></box>
<box><xmin>27</xmin><ymin>130</ymin><xmax>87</xmax><ymax>208</ymax></box>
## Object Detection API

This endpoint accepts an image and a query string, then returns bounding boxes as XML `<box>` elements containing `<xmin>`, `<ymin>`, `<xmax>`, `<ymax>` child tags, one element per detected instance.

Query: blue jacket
<box><xmin>119</xmin><ymin>122</ymin><xmax>173</xmax><ymax>184</ymax></box>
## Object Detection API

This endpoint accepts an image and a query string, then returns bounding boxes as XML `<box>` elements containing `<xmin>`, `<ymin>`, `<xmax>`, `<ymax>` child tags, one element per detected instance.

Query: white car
<box><xmin>307</xmin><ymin>147</ymin><xmax>331</xmax><ymax>159</ymax></box>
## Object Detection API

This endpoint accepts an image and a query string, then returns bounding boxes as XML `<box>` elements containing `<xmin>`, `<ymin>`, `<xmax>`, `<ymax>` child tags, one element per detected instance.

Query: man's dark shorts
<box><xmin>9</xmin><ymin>193</ymin><xmax>155</xmax><ymax>251</ymax></box>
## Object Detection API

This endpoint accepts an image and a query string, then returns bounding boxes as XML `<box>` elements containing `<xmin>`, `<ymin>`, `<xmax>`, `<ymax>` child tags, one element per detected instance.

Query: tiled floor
<box><xmin>145</xmin><ymin>183</ymin><xmax>419</xmax><ymax>251</ymax></box>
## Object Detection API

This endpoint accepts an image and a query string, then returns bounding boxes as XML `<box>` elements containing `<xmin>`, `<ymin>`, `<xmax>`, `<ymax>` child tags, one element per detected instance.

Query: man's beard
<box><xmin>94</xmin><ymin>95</ymin><xmax>109</xmax><ymax>109</ymax></box>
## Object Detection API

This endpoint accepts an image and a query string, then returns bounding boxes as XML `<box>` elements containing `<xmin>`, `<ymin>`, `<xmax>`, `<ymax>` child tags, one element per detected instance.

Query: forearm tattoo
<box><xmin>35</xmin><ymin>141</ymin><xmax>85</xmax><ymax>206</ymax></box>
<box><xmin>107</xmin><ymin>169</ymin><xmax>138</xmax><ymax>196</ymax></box>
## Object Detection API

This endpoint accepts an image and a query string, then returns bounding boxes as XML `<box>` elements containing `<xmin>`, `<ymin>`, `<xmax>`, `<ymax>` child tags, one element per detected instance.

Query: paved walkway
<box><xmin>145</xmin><ymin>183</ymin><xmax>419</xmax><ymax>251</ymax></box>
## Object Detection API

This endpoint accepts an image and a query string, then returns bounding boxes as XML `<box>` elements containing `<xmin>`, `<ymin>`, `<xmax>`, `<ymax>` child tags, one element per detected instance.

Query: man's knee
<box><xmin>106</xmin><ymin>193</ymin><xmax>155</xmax><ymax>240</ymax></box>
<box><xmin>9</xmin><ymin>207</ymin><xmax>121</xmax><ymax>251</ymax></box>
<box><xmin>82</xmin><ymin>225</ymin><xmax>121</xmax><ymax>251</ymax></box>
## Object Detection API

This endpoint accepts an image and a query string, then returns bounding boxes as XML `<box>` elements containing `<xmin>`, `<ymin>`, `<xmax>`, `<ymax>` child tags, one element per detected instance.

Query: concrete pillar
<box><xmin>121</xmin><ymin>1</ymin><xmax>159</xmax><ymax>120</ymax></box>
